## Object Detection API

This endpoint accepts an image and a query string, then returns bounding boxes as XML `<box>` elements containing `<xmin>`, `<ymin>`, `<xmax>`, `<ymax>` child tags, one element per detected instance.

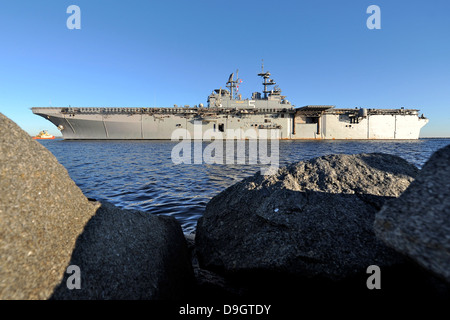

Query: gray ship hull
<box><xmin>31</xmin><ymin>68</ymin><xmax>428</xmax><ymax>140</ymax></box>
<box><xmin>32</xmin><ymin>106</ymin><xmax>428</xmax><ymax>140</ymax></box>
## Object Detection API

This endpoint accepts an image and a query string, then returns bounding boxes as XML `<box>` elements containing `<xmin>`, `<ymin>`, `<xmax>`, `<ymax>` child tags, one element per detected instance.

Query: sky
<box><xmin>0</xmin><ymin>0</ymin><xmax>449</xmax><ymax>137</ymax></box>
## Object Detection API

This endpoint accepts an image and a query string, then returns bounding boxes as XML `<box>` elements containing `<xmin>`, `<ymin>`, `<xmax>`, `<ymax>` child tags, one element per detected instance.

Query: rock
<box><xmin>186</xmin><ymin>234</ymin><xmax>246</xmax><ymax>300</ymax></box>
<box><xmin>196</xmin><ymin>153</ymin><xmax>418</xmax><ymax>282</ymax></box>
<box><xmin>0</xmin><ymin>113</ymin><xmax>195</xmax><ymax>300</ymax></box>
<box><xmin>375</xmin><ymin>144</ymin><xmax>450</xmax><ymax>283</ymax></box>
<box><xmin>0</xmin><ymin>113</ymin><xmax>99</xmax><ymax>299</ymax></box>
<box><xmin>51</xmin><ymin>202</ymin><xmax>194</xmax><ymax>300</ymax></box>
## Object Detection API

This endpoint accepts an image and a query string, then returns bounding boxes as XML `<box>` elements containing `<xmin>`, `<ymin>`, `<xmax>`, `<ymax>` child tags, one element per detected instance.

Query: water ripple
<box><xmin>39</xmin><ymin>139</ymin><xmax>450</xmax><ymax>233</ymax></box>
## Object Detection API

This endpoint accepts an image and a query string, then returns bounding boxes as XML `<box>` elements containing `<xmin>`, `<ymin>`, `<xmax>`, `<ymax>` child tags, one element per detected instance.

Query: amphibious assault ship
<box><xmin>32</xmin><ymin>67</ymin><xmax>428</xmax><ymax>140</ymax></box>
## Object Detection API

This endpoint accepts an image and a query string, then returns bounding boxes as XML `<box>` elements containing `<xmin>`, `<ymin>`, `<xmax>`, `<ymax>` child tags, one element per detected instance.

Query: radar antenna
<box><xmin>226</xmin><ymin>69</ymin><xmax>241</xmax><ymax>100</ymax></box>
<box><xmin>257</xmin><ymin>61</ymin><xmax>276</xmax><ymax>99</ymax></box>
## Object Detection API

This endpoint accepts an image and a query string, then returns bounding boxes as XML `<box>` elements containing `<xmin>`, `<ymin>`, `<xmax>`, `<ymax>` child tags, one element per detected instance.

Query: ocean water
<box><xmin>38</xmin><ymin>138</ymin><xmax>450</xmax><ymax>234</ymax></box>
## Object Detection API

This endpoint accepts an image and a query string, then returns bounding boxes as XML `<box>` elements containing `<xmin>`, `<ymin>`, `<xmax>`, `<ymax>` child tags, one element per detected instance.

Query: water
<box><xmin>38</xmin><ymin>139</ymin><xmax>450</xmax><ymax>234</ymax></box>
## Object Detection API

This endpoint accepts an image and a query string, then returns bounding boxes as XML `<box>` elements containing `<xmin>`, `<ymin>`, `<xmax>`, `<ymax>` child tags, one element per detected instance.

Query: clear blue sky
<box><xmin>1</xmin><ymin>0</ymin><xmax>449</xmax><ymax>137</ymax></box>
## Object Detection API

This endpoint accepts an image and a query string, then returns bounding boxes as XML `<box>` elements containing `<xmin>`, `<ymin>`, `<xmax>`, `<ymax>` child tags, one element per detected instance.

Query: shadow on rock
<box><xmin>51</xmin><ymin>202</ymin><xmax>195</xmax><ymax>300</ymax></box>
<box><xmin>197</xmin><ymin>190</ymin><xmax>404</xmax><ymax>280</ymax></box>
<box><xmin>375</xmin><ymin>144</ymin><xmax>450</xmax><ymax>284</ymax></box>
<box><xmin>194</xmin><ymin>152</ymin><xmax>449</xmax><ymax>302</ymax></box>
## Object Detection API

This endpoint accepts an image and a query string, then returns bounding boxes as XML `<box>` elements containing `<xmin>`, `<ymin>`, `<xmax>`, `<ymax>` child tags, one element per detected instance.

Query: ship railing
<box><xmin>326</xmin><ymin>108</ymin><xmax>421</xmax><ymax>116</ymax></box>
<box><xmin>60</xmin><ymin>106</ymin><xmax>296</xmax><ymax>116</ymax></box>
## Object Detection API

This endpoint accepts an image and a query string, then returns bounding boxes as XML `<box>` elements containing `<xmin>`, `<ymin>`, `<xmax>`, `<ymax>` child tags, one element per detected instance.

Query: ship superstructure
<box><xmin>32</xmin><ymin>67</ymin><xmax>428</xmax><ymax>140</ymax></box>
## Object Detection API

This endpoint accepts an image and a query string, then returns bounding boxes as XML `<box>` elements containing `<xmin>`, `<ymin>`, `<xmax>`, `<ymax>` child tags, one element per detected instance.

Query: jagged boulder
<box><xmin>0</xmin><ymin>113</ymin><xmax>99</xmax><ymax>299</ymax></box>
<box><xmin>51</xmin><ymin>202</ymin><xmax>195</xmax><ymax>300</ymax></box>
<box><xmin>196</xmin><ymin>153</ymin><xmax>418</xmax><ymax>281</ymax></box>
<box><xmin>0</xmin><ymin>113</ymin><xmax>195</xmax><ymax>299</ymax></box>
<box><xmin>375</xmin><ymin>144</ymin><xmax>450</xmax><ymax>283</ymax></box>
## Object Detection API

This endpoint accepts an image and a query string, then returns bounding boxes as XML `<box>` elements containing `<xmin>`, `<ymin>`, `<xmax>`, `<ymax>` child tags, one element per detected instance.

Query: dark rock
<box><xmin>0</xmin><ymin>113</ymin><xmax>99</xmax><ymax>299</ymax></box>
<box><xmin>196</xmin><ymin>153</ymin><xmax>418</xmax><ymax>282</ymax></box>
<box><xmin>375</xmin><ymin>144</ymin><xmax>450</xmax><ymax>283</ymax></box>
<box><xmin>186</xmin><ymin>234</ymin><xmax>246</xmax><ymax>300</ymax></box>
<box><xmin>51</xmin><ymin>202</ymin><xmax>194</xmax><ymax>300</ymax></box>
<box><xmin>0</xmin><ymin>113</ymin><xmax>195</xmax><ymax>300</ymax></box>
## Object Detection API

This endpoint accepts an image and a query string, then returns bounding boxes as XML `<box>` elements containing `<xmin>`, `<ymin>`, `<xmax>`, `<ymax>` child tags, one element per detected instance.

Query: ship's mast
<box><xmin>257</xmin><ymin>61</ymin><xmax>276</xmax><ymax>99</ymax></box>
<box><xmin>226</xmin><ymin>69</ymin><xmax>239</xmax><ymax>100</ymax></box>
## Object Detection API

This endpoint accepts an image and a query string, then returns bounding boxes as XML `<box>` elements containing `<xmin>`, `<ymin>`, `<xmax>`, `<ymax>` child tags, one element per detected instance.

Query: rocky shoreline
<box><xmin>1</xmin><ymin>112</ymin><xmax>449</xmax><ymax>302</ymax></box>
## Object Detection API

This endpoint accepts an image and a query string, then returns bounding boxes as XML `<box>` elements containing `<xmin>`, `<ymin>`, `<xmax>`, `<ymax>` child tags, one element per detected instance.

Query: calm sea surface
<box><xmin>38</xmin><ymin>139</ymin><xmax>450</xmax><ymax>234</ymax></box>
